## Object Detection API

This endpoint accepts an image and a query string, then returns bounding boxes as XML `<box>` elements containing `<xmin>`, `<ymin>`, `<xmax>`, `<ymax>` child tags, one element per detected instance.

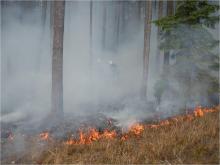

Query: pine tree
<box><xmin>154</xmin><ymin>0</ymin><xmax>219</xmax><ymax>106</ymax></box>
<box><xmin>141</xmin><ymin>0</ymin><xmax>153</xmax><ymax>99</ymax></box>
<box><xmin>51</xmin><ymin>1</ymin><xmax>65</xmax><ymax>117</ymax></box>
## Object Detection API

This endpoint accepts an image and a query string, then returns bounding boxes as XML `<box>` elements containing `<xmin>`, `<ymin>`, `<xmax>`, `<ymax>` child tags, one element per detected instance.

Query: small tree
<box><xmin>154</xmin><ymin>0</ymin><xmax>219</xmax><ymax>107</ymax></box>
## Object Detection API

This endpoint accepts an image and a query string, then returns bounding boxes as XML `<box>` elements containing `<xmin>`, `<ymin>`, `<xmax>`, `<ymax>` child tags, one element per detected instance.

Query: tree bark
<box><xmin>51</xmin><ymin>1</ymin><xmax>65</xmax><ymax>117</ymax></box>
<box><xmin>141</xmin><ymin>0</ymin><xmax>152</xmax><ymax>99</ymax></box>
<box><xmin>164</xmin><ymin>0</ymin><xmax>174</xmax><ymax>68</ymax></box>
<box><xmin>116</xmin><ymin>1</ymin><xmax>120</xmax><ymax>50</ymax></box>
<box><xmin>157</xmin><ymin>0</ymin><xmax>163</xmax><ymax>36</ymax></box>
<box><xmin>137</xmin><ymin>1</ymin><xmax>142</xmax><ymax>23</ymax></box>
<box><xmin>89</xmin><ymin>0</ymin><xmax>93</xmax><ymax>70</ymax></box>
<box><xmin>156</xmin><ymin>0</ymin><xmax>163</xmax><ymax>73</ymax></box>
<box><xmin>102</xmin><ymin>3</ymin><xmax>107</xmax><ymax>50</ymax></box>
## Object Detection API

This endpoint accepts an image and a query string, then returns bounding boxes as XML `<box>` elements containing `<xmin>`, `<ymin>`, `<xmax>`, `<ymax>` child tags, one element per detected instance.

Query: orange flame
<box><xmin>39</xmin><ymin>132</ymin><xmax>49</xmax><ymax>140</ymax></box>
<box><xmin>62</xmin><ymin>106</ymin><xmax>219</xmax><ymax>145</ymax></box>
<box><xmin>65</xmin><ymin>139</ymin><xmax>76</xmax><ymax>145</ymax></box>
<box><xmin>121</xmin><ymin>134</ymin><xmax>128</xmax><ymax>141</ymax></box>
<box><xmin>102</xmin><ymin>130</ymin><xmax>117</xmax><ymax>139</ymax></box>
<box><xmin>65</xmin><ymin>128</ymin><xmax>118</xmax><ymax>145</ymax></box>
<box><xmin>194</xmin><ymin>106</ymin><xmax>204</xmax><ymax>117</ymax></box>
<box><xmin>129</xmin><ymin>123</ymin><xmax>144</xmax><ymax>135</ymax></box>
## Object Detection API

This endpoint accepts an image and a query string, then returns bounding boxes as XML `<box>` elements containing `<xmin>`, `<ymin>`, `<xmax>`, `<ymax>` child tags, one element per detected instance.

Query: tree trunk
<box><xmin>89</xmin><ymin>0</ymin><xmax>93</xmax><ymax>70</ymax></box>
<box><xmin>51</xmin><ymin>1</ymin><xmax>65</xmax><ymax>117</ymax></box>
<box><xmin>41</xmin><ymin>0</ymin><xmax>47</xmax><ymax>27</ymax></box>
<box><xmin>116</xmin><ymin>1</ymin><xmax>120</xmax><ymax>50</ymax></box>
<box><xmin>102</xmin><ymin>3</ymin><xmax>107</xmax><ymax>50</ymax></box>
<box><xmin>157</xmin><ymin>1</ymin><xmax>163</xmax><ymax>37</ymax></box>
<box><xmin>37</xmin><ymin>1</ymin><xmax>48</xmax><ymax>72</ymax></box>
<box><xmin>157</xmin><ymin>0</ymin><xmax>163</xmax><ymax>73</ymax></box>
<box><xmin>141</xmin><ymin>0</ymin><xmax>152</xmax><ymax>99</ymax></box>
<box><xmin>137</xmin><ymin>1</ymin><xmax>142</xmax><ymax>23</ymax></box>
<box><xmin>163</xmin><ymin>0</ymin><xmax>174</xmax><ymax>68</ymax></box>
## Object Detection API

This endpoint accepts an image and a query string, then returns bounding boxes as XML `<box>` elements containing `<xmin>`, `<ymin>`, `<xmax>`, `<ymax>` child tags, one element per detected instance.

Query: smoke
<box><xmin>1</xmin><ymin>2</ymin><xmax>219</xmax><ymax>163</ymax></box>
<box><xmin>1</xmin><ymin>1</ymin><xmax>145</xmax><ymax>128</ymax></box>
<box><xmin>1</xmin><ymin>1</ymin><xmax>219</xmax><ymax>132</ymax></box>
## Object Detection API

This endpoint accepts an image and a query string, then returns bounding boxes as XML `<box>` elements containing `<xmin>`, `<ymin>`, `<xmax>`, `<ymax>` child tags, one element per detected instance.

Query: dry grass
<box><xmin>2</xmin><ymin>111</ymin><xmax>219</xmax><ymax>164</ymax></box>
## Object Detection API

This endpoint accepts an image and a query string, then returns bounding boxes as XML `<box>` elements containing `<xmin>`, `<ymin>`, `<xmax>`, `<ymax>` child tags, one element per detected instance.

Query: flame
<box><xmin>39</xmin><ymin>132</ymin><xmax>49</xmax><ymax>140</ymax></box>
<box><xmin>63</xmin><ymin>106</ymin><xmax>219</xmax><ymax>145</ymax></box>
<box><xmin>65</xmin><ymin>129</ymin><xmax>118</xmax><ymax>145</ymax></box>
<box><xmin>79</xmin><ymin>131</ymin><xmax>86</xmax><ymax>144</ymax></box>
<box><xmin>102</xmin><ymin>130</ymin><xmax>117</xmax><ymax>139</ymax></box>
<box><xmin>129</xmin><ymin>123</ymin><xmax>144</xmax><ymax>135</ymax></box>
<box><xmin>121</xmin><ymin>134</ymin><xmax>128</xmax><ymax>141</ymax></box>
<box><xmin>65</xmin><ymin>139</ymin><xmax>76</xmax><ymax>145</ymax></box>
<box><xmin>194</xmin><ymin>106</ymin><xmax>204</xmax><ymax>117</ymax></box>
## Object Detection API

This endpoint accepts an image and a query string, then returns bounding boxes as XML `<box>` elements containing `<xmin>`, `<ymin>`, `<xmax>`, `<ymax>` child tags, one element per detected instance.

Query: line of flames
<box><xmin>64</xmin><ymin>106</ymin><xmax>219</xmax><ymax>145</ymax></box>
<box><xmin>7</xmin><ymin>106</ymin><xmax>219</xmax><ymax>145</ymax></box>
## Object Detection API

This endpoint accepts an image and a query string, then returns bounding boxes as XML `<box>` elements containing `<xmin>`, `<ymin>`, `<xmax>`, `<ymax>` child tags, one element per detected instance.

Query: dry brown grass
<box><xmin>2</xmin><ymin>111</ymin><xmax>219</xmax><ymax>164</ymax></box>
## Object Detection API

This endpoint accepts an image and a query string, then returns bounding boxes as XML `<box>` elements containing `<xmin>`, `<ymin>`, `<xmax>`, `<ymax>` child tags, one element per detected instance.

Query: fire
<box><xmin>79</xmin><ymin>131</ymin><xmax>86</xmax><ymax>144</ymax></box>
<box><xmin>65</xmin><ymin>139</ymin><xmax>76</xmax><ymax>145</ymax></box>
<box><xmin>39</xmin><ymin>132</ymin><xmax>49</xmax><ymax>140</ymax></box>
<box><xmin>129</xmin><ymin>123</ymin><xmax>144</xmax><ymax>135</ymax></box>
<box><xmin>121</xmin><ymin>134</ymin><xmax>128</xmax><ymax>141</ymax></box>
<box><xmin>65</xmin><ymin>129</ymin><xmax>118</xmax><ymax>145</ymax></box>
<box><xmin>102</xmin><ymin>130</ymin><xmax>117</xmax><ymax>139</ymax></box>
<box><xmin>55</xmin><ymin>106</ymin><xmax>219</xmax><ymax>145</ymax></box>
<box><xmin>194</xmin><ymin>106</ymin><xmax>204</xmax><ymax>117</ymax></box>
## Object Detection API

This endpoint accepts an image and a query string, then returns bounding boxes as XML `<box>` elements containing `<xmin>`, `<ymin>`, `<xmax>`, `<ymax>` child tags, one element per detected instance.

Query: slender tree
<box><xmin>41</xmin><ymin>0</ymin><xmax>47</xmax><ymax>27</ymax></box>
<box><xmin>51</xmin><ymin>1</ymin><xmax>65</xmax><ymax>117</ymax></box>
<box><xmin>156</xmin><ymin>0</ymin><xmax>164</xmax><ymax>72</ymax></box>
<box><xmin>163</xmin><ymin>0</ymin><xmax>174</xmax><ymax>68</ymax></box>
<box><xmin>102</xmin><ymin>2</ymin><xmax>107</xmax><ymax>50</ymax></box>
<box><xmin>141</xmin><ymin>0</ymin><xmax>152</xmax><ymax>99</ymax></box>
<box><xmin>116</xmin><ymin>1</ymin><xmax>121</xmax><ymax>49</ymax></box>
<box><xmin>89</xmin><ymin>0</ymin><xmax>93</xmax><ymax>70</ymax></box>
<box><xmin>37</xmin><ymin>1</ymin><xmax>48</xmax><ymax>72</ymax></box>
<box><xmin>137</xmin><ymin>1</ymin><xmax>142</xmax><ymax>25</ymax></box>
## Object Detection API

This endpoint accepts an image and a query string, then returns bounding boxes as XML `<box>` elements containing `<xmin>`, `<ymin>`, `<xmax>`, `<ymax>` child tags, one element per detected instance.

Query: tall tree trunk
<box><xmin>157</xmin><ymin>0</ymin><xmax>163</xmax><ymax>41</ymax></box>
<box><xmin>115</xmin><ymin>1</ymin><xmax>120</xmax><ymax>50</ymax></box>
<box><xmin>157</xmin><ymin>0</ymin><xmax>163</xmax><ymax>74</ymax></box>
<box><xmin>121</xmin><ymin>1</ymin><xmax>127</xmax><ymax>42</ymax></box>
<box><xmin>41</xmin><ymin>0</ymin><xmax>47</xmax><ymax>27</ymax></box>
<box><xmin>89</xmin><ymin>0</ymin><xmax>93</xmax><ymax>70</ymax></box>
<box><xmin>141</xmin><ymin>0</ymin><xmax>152</xmax><ymax>99</ymax></box>
<box><xmin>163</xmin><ymin>0</ymin><xmax>173</xmax><ymax>68</ymax></box>
<box><xmin>102</xmin><ymin>3</ymin><xmax>107</xmax><ymax>50</ymax></box>
<box><xmin>137</xmin><ymin>1</ymin><xmax>142</xmax><ymax>23</ymax></box>
<box><xmin>37</xmin><ymin>1</ymin><xmax>48</xmax><ymax>72</ymax></box>
<box><xmin>51</xmin><ymin>1</ymin><xmax>65</xmax><ymax>117</ymax></box>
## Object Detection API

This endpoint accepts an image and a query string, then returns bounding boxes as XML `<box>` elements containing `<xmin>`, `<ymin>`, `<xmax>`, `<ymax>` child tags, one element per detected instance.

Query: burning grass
<box><xmin>1</xmin><ymin>106</ymin><xmax>219</xmax><ymax>164</ymax></box>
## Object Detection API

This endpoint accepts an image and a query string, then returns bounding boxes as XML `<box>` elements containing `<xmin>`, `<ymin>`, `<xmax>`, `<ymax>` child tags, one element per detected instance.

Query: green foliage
<box><xmin>154</xmin><ymin>0</ymin><xmax>219</xmax><ymax>30</ymax></box>
<box><xmin>154</xmin><ymin>0</ymin><xmax>219</xmax><ymax>105</ymax></box>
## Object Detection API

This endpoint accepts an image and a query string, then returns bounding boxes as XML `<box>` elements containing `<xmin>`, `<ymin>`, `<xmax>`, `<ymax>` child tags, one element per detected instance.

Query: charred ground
<box><xmin>1</xmin><ymin>106</ymin><xmax>219</xmax><ymax>164</ymax></box>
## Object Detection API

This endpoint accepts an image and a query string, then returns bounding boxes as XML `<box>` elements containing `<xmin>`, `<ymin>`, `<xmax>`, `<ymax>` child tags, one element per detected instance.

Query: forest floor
<box><xmin>2</xmin><ymin>107</ymin><xmax>219</xmax><ymax>164</ymax></box>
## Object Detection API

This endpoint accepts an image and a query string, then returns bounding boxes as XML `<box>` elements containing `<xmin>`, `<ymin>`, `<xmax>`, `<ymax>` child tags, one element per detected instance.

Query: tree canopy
<box><xmin>154</xmin><ymin>0</ymin><xmax>219</xmax><ymax>107</ymax></box>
